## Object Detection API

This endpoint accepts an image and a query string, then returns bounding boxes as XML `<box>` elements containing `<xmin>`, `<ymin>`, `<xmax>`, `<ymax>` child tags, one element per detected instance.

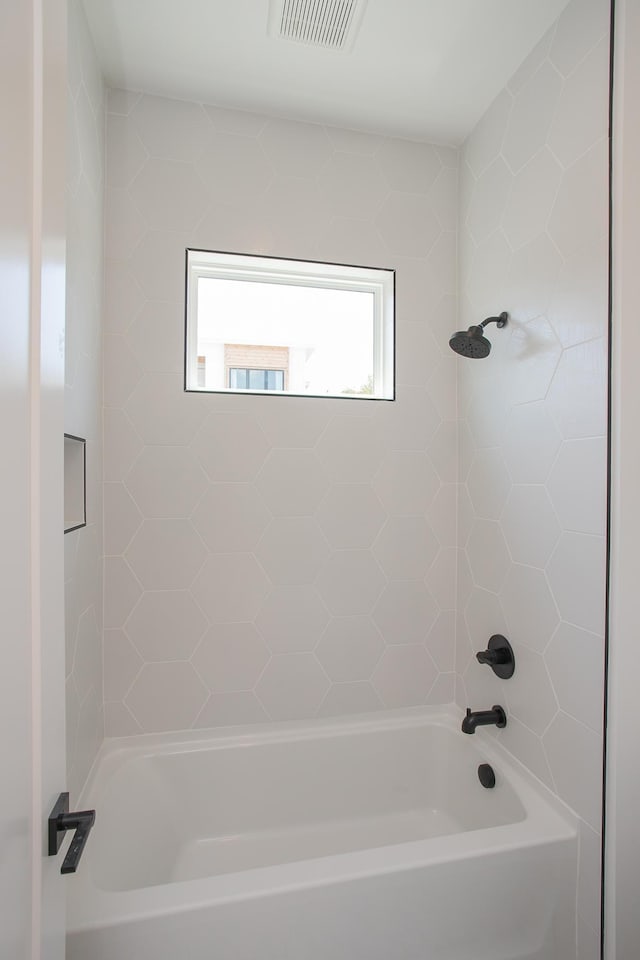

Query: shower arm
<box><xmin>480</xmin><ymin>312</ymin><xmax>508</xmax><ymax>329</ymax></box>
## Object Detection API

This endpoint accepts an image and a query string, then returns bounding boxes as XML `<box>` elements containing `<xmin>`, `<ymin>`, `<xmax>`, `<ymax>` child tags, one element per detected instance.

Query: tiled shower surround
<box><xmin>91</xmin><ymin>0</ymin><xmax>609</xmax><ymax>953</ymax></box>
<box><xmin>65</xmin><ymin>0</ymin><xmax>105</xmax><ymax>799</ymax></box>
<box><xmin>102</xmin><ymin>96</ymin><xmax>460</xmax><ymax>734</ymax></box>
<box><xmin>456</xmin><ymin>0</ymin><xmax>610</xmax><ymax>955</ymax></box>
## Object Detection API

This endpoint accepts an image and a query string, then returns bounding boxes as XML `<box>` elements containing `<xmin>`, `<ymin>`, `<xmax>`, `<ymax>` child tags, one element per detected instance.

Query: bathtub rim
<box><xmin>68</xmin><ymin>705</ymin><xmax>578</xmax><ymax>933</ymax></box>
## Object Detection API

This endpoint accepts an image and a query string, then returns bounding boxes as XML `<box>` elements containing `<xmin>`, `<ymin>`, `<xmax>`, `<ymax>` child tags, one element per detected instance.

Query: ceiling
<box><xmin>82</xmin><ymin>0</ymin><xmax>571</xmax><ymax>144</ymax></box>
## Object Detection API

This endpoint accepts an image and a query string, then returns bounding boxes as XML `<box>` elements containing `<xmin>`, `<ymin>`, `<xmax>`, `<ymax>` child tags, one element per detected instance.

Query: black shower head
<box><xmin>449</xmin><ymin>312</ymin><xmax>508</xmax><ymax>359</ymax></box>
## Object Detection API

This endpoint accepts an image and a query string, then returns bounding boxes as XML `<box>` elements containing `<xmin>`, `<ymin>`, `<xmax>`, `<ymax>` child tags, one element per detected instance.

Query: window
<box><xmin>185</xmin><ymin>249</ymin><xmax>394</xmax><ymax>400</ymax></box>
<box><xmin>229</xmin><ymin>368</ymin><xmax>285</xmax><ymax>391</ymax></box>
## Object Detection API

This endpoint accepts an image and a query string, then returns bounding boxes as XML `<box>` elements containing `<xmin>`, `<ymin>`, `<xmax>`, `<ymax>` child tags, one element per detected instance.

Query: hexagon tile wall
<box><xmin>102</xmin><ymin>92</ymin><xmax>460</xmax><ymax>737</ymax></box>
<box><xmin>456</xmin><ymin>0</ymin><xmax>610</xmax><ymax>956</ymax></box>
<box><xmin>65</xmin><ymin>0</ymin><xmax>105</xmax><ymax>800</ymax></box>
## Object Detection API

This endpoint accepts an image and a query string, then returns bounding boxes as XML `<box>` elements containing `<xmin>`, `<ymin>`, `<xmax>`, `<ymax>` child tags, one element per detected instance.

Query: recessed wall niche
<box><xmin>64</xmin><ymin>434</ymin><xmax>86</xmax><ymax>534</ymax></box>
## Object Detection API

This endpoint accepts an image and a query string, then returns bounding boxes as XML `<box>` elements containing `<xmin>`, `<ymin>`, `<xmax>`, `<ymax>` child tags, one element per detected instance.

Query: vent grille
<box><xmin>270</xmin><ymin>0</ymin><xmax>365</xmax><ymax>51</ymax></box>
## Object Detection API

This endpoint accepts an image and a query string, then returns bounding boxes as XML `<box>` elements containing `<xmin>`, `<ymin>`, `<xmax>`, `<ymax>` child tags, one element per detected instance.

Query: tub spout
<box><xmin>461</xmin><ymin>705</ymin><xmax>507</xmax><ymax>734</ymax></box>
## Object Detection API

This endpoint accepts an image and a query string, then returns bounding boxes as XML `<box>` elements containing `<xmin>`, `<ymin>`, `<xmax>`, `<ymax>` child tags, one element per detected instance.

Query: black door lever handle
<box><xmin>48</xmin><ymin>792</ymin><xmax>96</xmax><ymax>874</ymax></box>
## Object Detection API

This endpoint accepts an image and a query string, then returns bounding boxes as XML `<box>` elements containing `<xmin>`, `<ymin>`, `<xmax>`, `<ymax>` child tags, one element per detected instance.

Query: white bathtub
<box><xmin>67</xmin><ymin>707</ymin><xmax>578</xmax><ymax>960</ymax></box>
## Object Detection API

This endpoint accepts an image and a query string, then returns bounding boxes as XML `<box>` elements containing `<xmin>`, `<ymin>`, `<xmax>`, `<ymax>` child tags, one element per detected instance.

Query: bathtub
<box><xmin>67</xmin><ymin>707</ymin><xmax>577</xmax><ymax>960</ymax></box>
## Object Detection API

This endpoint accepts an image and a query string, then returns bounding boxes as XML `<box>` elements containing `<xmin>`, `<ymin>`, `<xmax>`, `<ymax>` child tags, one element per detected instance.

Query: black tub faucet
<box><xmin>462</xmin><ymin>705</ymin><xmax>507</xmax><ymax>734</ymax></box>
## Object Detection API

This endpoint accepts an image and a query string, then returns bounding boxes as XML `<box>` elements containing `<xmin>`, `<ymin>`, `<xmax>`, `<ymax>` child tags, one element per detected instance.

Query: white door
<box><xmin>0</xmin><ymin>1</ymin><xmax>68</xmax><ymax>958</ymax></box>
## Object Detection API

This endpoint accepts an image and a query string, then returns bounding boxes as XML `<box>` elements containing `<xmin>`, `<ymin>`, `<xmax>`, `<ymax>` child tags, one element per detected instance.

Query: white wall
<box><xmin>101</xmin><ymin>94</ymin><xmax>459</xmax><ymax>734</ymax></box>
<box><xmin>456</xmin><ymin>0</ymin><xmax>610</xmax><ymax>956</ymax></box>
<box><xmin>64</xmin><ymin>0</ymin><xmax>105</xmax><ymax>800</ymax></box>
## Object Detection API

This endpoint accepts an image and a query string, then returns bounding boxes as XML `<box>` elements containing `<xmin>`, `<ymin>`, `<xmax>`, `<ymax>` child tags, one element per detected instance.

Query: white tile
<box><xmin>548</xmin><ymin>140</ymin><xmax>609</xmax><ymax>258</ymax></box>
<box><xmin>191</xmin><ymin>553</ymin><xmax>270</xmax><ymax>622</ymax></box>
<box><xmin>505</xmin><ymin>645</ymin><xmax>558</xmax><ymax>735</ymax></box>
<box><xmin>315</xmin><ymin>416</ymin><xmax>386</xmax><ymax>482</ymax></box>
<box><xmin>125</xmin><ymin>446</ymin><xmax>208</xmax><ymax>518</ymax></box>
<box><xmin>464</xmin><ymin>587</ymin><xmax>509</xmax><ymax>656</ymax></box>
<box><xmin>502</xmin><ymin>402</ymin><xmax>562</xmax><ymax>484</ymax></box>
<box><xmin>507</xmin><ymin>32</ymin><xmax>552</xmax><ymax>95</ymax></box>
<box><xmin>103</xmin><ymin>701</ymin><xmax>142</xmax><ymax>737</ymax></box>
<box><xmin>192</xmin><ymin>411</ymin><xmax>270</xmax><ymax>480</ymax></box>
<box><xmin>103</xmin><ymin>482</ymin><xmax>142</xmax><ymax>556</ymax></box>
<box><xmin>260</xmin><ymin>118</ymin><xmax>332</xmax><ymax>177</ymax></box>
<box><xmin>196</xmin><ymin>131</ymin><xmax>273</xmax><ymax>206</ymax></box>
<box><xmin>103</xmin><ymin>335</ymin><xmax>143</xmax><ymax>407</ymax></box>
<box><xmin>107</xmin><ymin>88</ymin><xmax>142</xmax><ymax>117</ymax></box>
<box><xmin>103</xmin><ymin>409</ymin><xmax>143</xmax><ymax>481</ymax></box>
<box><xmin>255</xmin><ymin>586</ymin><xmax>330</xmax><ymax>654</ymax></box>
<box><xmin>426</xmin><ymin>611</ymin><xmax>456</xmax><ymax>672</ymax></box>
<box><xmin>316</xmin><ymin>682</ymin><xmax>383</xmax><ymax>717</ymax></box>
<box><xmin>549</xmin><ymin>0</ymin><xmax>610</xmax><ymax>77</ymax></box>
<box><xmin>73</xmin><ymin>607</ymin><xmax>102</xmax><ymax>702</ymax></box>
<box><xmin>466</xmin><ymin>158</ymin><xmax>512</xmax><ymax>243</ymax></box>
<box><xmin>126</xmin><ymin>300</ymin><xmax>185</xmax><ymax>374</ymax></box>
<box><xmin>428</xmin><ymin>421</ymin><xmax>458</xmax><ymax>483</ymax></box>
<box><xmin>543</xmin><ymin>711</ymin><xmax>603</xmax><ymax>829</ymax></box>
<box><xmin>426</xmin><ymin>672</ymin><xmax>455</xmax><ymax>705</ymax></box>
<box><xmin>547</xmin><ymin>340</ymin><xmax>608</xmax><ymax>440</ymax></box>
<box><xmin>105</xmin><ymin>187</ymin><xmax>147</xmax><ymax>260</ymax></box>
<box><xmin>316</xmin><ymin>484</ymin><xmax>386</xmax><ymax>549</ymax></box>
<box><xmin>501</xmin><ymin>486</ymin><xmax>561</xmax><ymax>568</ymax></box>
<box><xmin>467</xmin><ymin>520</ymin><xmax>510</xmax><ymax>592</ymax></box>
<box><xmin>125</xmin><ymin>519</ymin><xmax>207</xmax><ymax>590</ymax></box>
<box><xmin>465</xmin><ymin>230</ymin><xmax>511</xmax><ymax>312</ymax></box>
<box><xmin>376</xmin><ymin>139</ymin><xmax>442</xmax><ymax>194</ymax></box>
<box><xmin>371</xmin><ymin>645</ymin><xmax>438</xmax><ymax>708</ymax></box>
<box><xmin>129</xmin><ymin>158</ymin><xmax>208</xmax><ymax>232</ymax></box>
<box><xmin>548</xmin><ymin>235</ymin><xmax>609</xmax><ymax>348</ymax></box>
<box><xmin>373</xmin><ymin>581</ymin><xmax>438</xmax><ymax>644</ymax></box>
<box><xmin>502</xmin><ymin>60</ymin><xmax>563</xmax><ymax>174</ymax></box>
<box><xmin>314</xmin><ymin>217</ymin><xmax>390</xmax><ymax>267</ymax></box>
<box><xmin>191</xmin><ymin>624</ymin><xmax>270</xmax><ymax>692</ymax></box>
<box><xmin>545</xmin><ymin>622</ymin><xmax>604</xmax><ymax>733</ymax></box>
<box><xmin>395</xmin><ymin>320</ymin><xmax>441</xmax><ymax>388</ymax></box>
<box><xmin>374</xmin><ymin>384</ymin><xmax>440</xmax><ymax>453</ymax></box>
<box><xmin>373</xmin><ymin>517</ymin><xmax>439</xmax><ymax>581</ymax></box>
<box><xmin>429</xmin><ymin>165</ymin><xmax>458</xmax><ymax>232</ymax></box>
<box><xmin>125</xmin><ymin>661</ymin><xmax>208</xmax><ymax>732</ymax></box>
<box><xmin>428</xmin><ymin>484</ymin><xmax>457</xmax><ymax>549</ymax></box>
<box><xmin>204</xmin><ymin>104</ymin><xmax>268</xmax><ymax>137</ymax></box>
<box><xmin>131</xmin><ymin>94</ymin><xmax>212</xmax><ymax>161</ymax></box>
<box><xmin>104</xmin><ymin>557</ymin><xmax>142</xmax><ymax>628</ymax></box>
<box><xmin>325</xmin><ymin>127</ymin><xmax>383</xmax><ymax>155</ymax></box>
<box><xmin>316</xmin><ymin>550</ymin><xmax>386</xmax><ymax>616</ymax></box>
<box><xmin>106</xmin><ymin>114</ymin><xmax>148</xmax><ymax>188</ymax></box>
<box><xmin>467</xmin><ymin>448</ymin><xmax>511</xmax><ymax>520</ymax></box>
<box><xmin>499</xmin><ymin>715</ymin><xmax>555</xmax><ymax>791</ymax></box>
<box><xmin>315</xmin><ymin>616</ymin><xmax>384</xmax><ymax>682</ymax></box>
<box><xmin>125</xmin><ymin>590</ymin><xmax>208</xmax><ymax>661</ymax></box>
<box><xmin>103</xmin><ymin>259</ymin><xmax>145</xmax><ymax>335</ymax></box>
<box><xmin>548</xmin><ymin>37</ymin><xmax>609</xmax><ymax>169</ymax></box>
<box><xmin>255</xmin><ymin>654</ymin><xmax>330</xmax><ymax>721</ymax></box>
<box><xmin>501</xmin><ymin>148</ymin><xmax>563</xmax><ymax>250</ymax></box>
<box><xmin>499</xmin><ymin>564</ymin><xmax>559</xmax><ymax>654</ymax></box>
<box><xmin>547</xmin><ymin>438</ymin><xmax>607</xmax><ymax>535</ymax></box>
<box><xmin>317</xmin><ymin>152</ymin><xmax>387</xmax><ymax>219</ymax></box>
<box><xmin>103</xmin><ymin>629</ymin><xmax>143</xmax><ymax>700</ymax></box>
<box><xmin>375</xmin><ymin>192</ymin><xmax>441</xmax><ymax>257</ymax></box>
<box><xmin>256</xmin><ymin>519</ymin><xmax>330</xmax><ymax>586</ymax></box>
<box><xmin>193</xmin><ymin>691</ymin><xmax>268</xmax><ymax>728</ymax></box>
<box><xmin>129</xmin><ymin>228</ymin><xmax>191</xmax><ymax>301</ymax></box>
<box><xmin>255</xmin><ymin>397</ymin><xmax>332</xmax><ymax>448</ymax></box>
<box><xmin>256</xmin><ymin>449</ymin><xmax>328</xmax><ymax>517</ymax></box>
<box><xmin>127</xmin><ymin>372</ymin><xmax>210</xmax><ymax>445</ymax></box>
<box><xmin>464</xmin><ymin>90</ymin><xmax>512</xmax><ymax>178</ymax></box>
<box><xmin>546</xmin><ymin>532</ymin><xmax>606</xmax><ymax>635</ymax></box>
<box><xmin>502</xmin><ymin>234</ymin><xmax>563</xmax><ymax>323</ymax></box>
<box><xmin>425</xmin><ymin>548</ymin><xmax>457</xmax><ymax>612</ymax></box>
<box><xmin>192</xmin><ymin>483</ymin><xmax>270</xmax><ymax>553</ymax></box>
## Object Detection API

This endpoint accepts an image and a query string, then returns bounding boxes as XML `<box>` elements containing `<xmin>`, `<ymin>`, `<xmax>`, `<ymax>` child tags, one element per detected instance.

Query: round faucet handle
<box><xmin>475</xmin><ymin>635</ymin><xmax>515</xmax><ymax>679</ymax></box>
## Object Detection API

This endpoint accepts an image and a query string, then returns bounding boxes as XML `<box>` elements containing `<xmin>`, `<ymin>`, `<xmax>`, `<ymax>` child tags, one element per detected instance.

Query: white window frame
<box><xmin>185</xmin><ymin>248</ymin><xmax>395</xmax><ymax>400</ymax></box>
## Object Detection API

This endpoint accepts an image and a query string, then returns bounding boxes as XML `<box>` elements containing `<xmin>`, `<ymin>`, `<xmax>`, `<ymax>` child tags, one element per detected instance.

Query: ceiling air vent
<box><xmin>268</xmin><ymin>0</ymin><xmax>367</xmax><ymax>52</ymax></box>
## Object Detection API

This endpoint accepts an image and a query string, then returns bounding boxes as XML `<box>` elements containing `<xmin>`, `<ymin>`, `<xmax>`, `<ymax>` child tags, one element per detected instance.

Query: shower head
<box><xmin>449</xmin><ymin>312</ymin><xmax>508</xmax><ymax>359</ymax></box>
